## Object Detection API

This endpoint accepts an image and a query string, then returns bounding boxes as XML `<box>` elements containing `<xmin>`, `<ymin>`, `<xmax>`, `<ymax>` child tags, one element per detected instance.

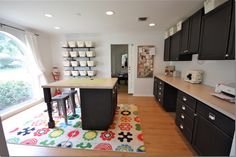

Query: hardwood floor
<box><xmin>3</xmin><ymin>90</ymin><xmax>195</xmax><ymax>156</ymax></box>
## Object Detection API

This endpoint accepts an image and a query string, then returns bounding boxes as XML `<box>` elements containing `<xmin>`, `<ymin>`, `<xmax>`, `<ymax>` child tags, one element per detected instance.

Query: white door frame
<box><xmin>128</xmin><ymin>44</ymin><xmax>134</xmax><ymax>94</ymax></box>
<box><xmin>110</xmin><ymin>44</ymin><xmax>134</xmax><ymax>94</ymax></box>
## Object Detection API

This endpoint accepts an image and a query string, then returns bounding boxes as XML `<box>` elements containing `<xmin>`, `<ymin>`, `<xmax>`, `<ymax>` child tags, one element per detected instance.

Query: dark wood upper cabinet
<box><xmin>227</xmin><ymin>0</ymin><xmax>235</xmax><ymax>60</ymax></box>
<box><xmin>164</xmin><ymin>37</ymin><xmax>170</xmax><ymax>61</ymax></box>
<box><xmin>180</xmin><ymin>19</ymin><xmax>190</xmax><ymax>53</ymax></box>
<box><xmin>170</xmin><ymin>31</ymin><xmax>181</xmax><ymax>61</ymax></box>
<box><xmin>188</xmin><ymin>9</ymin><xmax>203</xmax><ymax>53</ymax></box>
<box><xmin>198</xmin><ymin>0</ymin><xmax>233</xmax><ymax>60</ymax></box>
<box><xmin>180</xmin><ymin>9</ymin><xmax>203</xmax><ymax>54</ymax></box>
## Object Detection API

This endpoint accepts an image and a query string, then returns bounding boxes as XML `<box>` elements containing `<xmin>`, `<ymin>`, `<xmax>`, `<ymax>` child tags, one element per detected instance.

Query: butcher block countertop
<box><xmin>156</xmin><ymin>75</ymin><xmax>235</xmax><ymax>120</ymax></box>
<box><xmin>42</xmin><ymin>78</ymin><xmax>118</xmax><ymax>89</ymax></box>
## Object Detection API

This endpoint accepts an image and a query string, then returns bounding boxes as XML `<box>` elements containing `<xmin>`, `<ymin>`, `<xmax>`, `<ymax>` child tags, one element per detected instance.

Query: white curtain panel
<box><xmin>24</xmin><ymin>31</ymin><xmax>48</xmax><ymax>83</ymax></box>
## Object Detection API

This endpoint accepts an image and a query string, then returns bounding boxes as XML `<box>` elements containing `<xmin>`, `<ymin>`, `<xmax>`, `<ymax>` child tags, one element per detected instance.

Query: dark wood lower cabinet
<box><xmin>153</xmin><ymin>77</ymin><xmax>235</xmax><ymax>155</ymax></box>
<box><xmin>192</xmin><ymin>114</ymin><xmax>233</xmax><ymax>156</ymax></box>
<box><xmin>153</xmin><ymin>77</ymin><xmax>177</xmax><ymax>112</ymax></box>
<box><xmin>80</xmin><ymin>84</ymin><xmax>117</xmax><ymax>130</ymax></box>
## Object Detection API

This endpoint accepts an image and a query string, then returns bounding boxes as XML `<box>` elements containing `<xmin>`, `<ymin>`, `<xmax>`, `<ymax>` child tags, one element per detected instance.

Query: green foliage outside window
<box><xmin>0</xmin><ymin>81</ymin><xmax>32</xmax><ymax>110</ymax></box>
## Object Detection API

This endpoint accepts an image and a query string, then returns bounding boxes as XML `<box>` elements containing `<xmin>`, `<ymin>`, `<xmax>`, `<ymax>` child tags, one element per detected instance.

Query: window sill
<box><xmin>0</xmin><ymin>98</ymin><xmax>43</xmax><ymax>121</ymax></box>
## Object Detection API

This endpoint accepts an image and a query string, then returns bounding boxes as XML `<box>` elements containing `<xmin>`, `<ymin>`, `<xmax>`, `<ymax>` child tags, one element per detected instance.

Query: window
<box><xmin>0</xmin><ymin>31</ymin><xmax>37</xmax><ymax>113</ymax></box>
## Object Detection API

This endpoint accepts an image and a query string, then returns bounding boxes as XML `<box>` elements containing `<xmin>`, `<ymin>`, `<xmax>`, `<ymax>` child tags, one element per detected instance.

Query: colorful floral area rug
<box><xmin>5</xmin><ymin>104</ymin><xmax>145</xmax><ymax>153</ymax></box>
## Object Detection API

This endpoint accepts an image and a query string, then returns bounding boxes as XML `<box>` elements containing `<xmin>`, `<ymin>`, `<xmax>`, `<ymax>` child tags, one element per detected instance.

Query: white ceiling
<box><xmin>0</xmin><ymin>0</ymin><xmax>204</xmax><ymax>35</ymax></box>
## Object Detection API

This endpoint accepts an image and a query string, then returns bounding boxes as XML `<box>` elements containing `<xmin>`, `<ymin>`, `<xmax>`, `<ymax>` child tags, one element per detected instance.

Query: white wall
<box><xmin>50</xmin><ymin>31</ymin><xmax>168</xmax><ymax>96</ymax></box>
<box><xmin>171</xmin><ymin>54</ymin><xmax>236</xmax><ymax>87</ymax></box>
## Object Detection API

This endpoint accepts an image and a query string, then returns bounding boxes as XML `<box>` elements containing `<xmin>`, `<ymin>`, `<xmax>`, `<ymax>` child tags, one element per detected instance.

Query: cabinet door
<box><xmin>198</xmin><ymin>1</ymin><xmax>232</xmax><ymax>60</ymax></box>
<box><xmin>170</xmin><ymin>31</ymin><xmax>181</xmax><ymax>61</ymax></box>
<box><xmin>180</xmin><ymin>19</ymin><xmax>190</xmax><ymax>54</ymax></box>
<box><xmin>227</xmin><ymin>0</ymin><xmax>235</xmax><ymax>60</ymax></box>
<box><xmin>192</xmin><ymin>114</ymin><xmax>233</xmax><ymax>156</ymax></box>
<box><xmin>164</xmin><ymin>37</ymin><xmax>171</xmax><ymax>61</ymax></box>
<box><xmin>188</xmin><ymin>9</ymin><xmax>203</xmax><ymax>54</ymax></box>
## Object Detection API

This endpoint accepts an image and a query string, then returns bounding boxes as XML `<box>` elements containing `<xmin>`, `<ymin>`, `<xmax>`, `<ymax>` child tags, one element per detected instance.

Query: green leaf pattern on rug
<box><xmin>40</xmin><ymin>140</ymin><xmax>55</xmax><ymax>146</ymax></box>
<box><xmin>68</xmin><ymin>114</ymin><xmax>80</xmax><ymax>120</ymax></box>
<box><xmin>137</xmin><ymin>145</ymin><xmax>145</xmax><ymax>152</ymax></box>
<box><xmin>76</xmin><ymin>142</ymin><xmax>92</xmax><ymax>148</ymax></box>
<box><xmin>7</xmin><ymin>137</ymin><xmax>20</xmax><ymax>144</ymax></box>
<box><xmin>83</xmin><ymin>131</ymin><xmax>98</xmax><ymax>141</ymax></box>
<box><xmin>135</xmin><ymin>124</ymin><xmax>141</xmax><ymax>131</ymax></box>
<box><xmin>73</xmin><ymin>121</ymin><xmax>82</xmax><ymax>128</ymax></box>
<box><xmin>133</xmin><ymin>111</ymin><xmax>138</xmax><ymax>115</ymax></box>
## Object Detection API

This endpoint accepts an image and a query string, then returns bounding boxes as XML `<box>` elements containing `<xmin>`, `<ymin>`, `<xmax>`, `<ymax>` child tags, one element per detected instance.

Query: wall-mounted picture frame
<box><xmin>137</xmin><ymin>45</ymin><xmax>155</xmax><ymax>78</ymax></box>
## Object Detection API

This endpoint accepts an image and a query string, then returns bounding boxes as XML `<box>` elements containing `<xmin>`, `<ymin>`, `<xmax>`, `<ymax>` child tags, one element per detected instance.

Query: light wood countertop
<box><xmin>156</xmin><ymin>75</ymin><xmax>235</xmax><ymax>120</ymax></box>
<box><xmin>42</xmin><ymin>78</ymin><xmax>118</xmax><ymax>89</ymax></box>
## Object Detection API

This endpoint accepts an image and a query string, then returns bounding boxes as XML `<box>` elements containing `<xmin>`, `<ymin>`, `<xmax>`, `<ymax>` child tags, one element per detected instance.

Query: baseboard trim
<box><xmin>133</xmin><ymin>94</ymin><xmax>154</xmax><ymax>97</ymax></box>
<box><xmin>1</xmin><ymin>98</ymin><xmax>43</xmax><ymax>121</ymax></box>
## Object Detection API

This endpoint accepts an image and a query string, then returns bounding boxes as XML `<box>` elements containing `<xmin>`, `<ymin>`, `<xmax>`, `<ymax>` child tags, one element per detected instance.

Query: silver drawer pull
<box><xmin>181</xmin><ymin>105</ymin><xmax>186</xmax><ymax>110</ymax></box>
<box><xmin>182</xmin><ymin>96</ymin><xmax>187</xmax><ymax>101</ymax></box>
<box><xmin>158</xmin><ymin>99</ymin><xmax>161</xmax><ymax>102</ymax></box>
<box><xmin>159</xmin><ymin>92</ymin><xmax>161</xmax><ymax>95</ymax></box>
<box><xmin>181</xmin><ymin>114</ymin><xmax>185</xmax><ymax>119</ymax></box>
<box><xmin>180</xmin><ymin>124</ymin><xmax>184</xmax><ymax>130</ymax></box>
<box><xmin>208</xmin><ymin>113</ymin><xmax>216</xmax><ymax>121</ymax></box>
<box><xmin>159</xmin><ymin>82</ymin><xmax>162</xmax><ymax>85</ymax></box>
<box><xmin>159</xmin><ymin>87</ymin><xmax>162</xmax><ymax>90</ymax></box>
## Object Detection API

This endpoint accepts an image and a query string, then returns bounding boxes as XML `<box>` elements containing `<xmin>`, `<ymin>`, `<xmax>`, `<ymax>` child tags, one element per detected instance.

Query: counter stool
<box><xmin>52</xmin><ymin>94</ymin><xmax>70</xmax><ymax>124</ymax></box>
<box><xmin>62</xmin><ymin>90</ymin><xmax>80</xmax><ymax>116</ymax></box>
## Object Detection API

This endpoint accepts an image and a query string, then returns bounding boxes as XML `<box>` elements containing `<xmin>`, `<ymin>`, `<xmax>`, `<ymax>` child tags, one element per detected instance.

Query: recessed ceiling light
<box><xmin>54</xmin><ymin>26</ymin><xmax>61</xmax><ymax>30</ymax></box>
<box><xmin>44</xmin><ymin>13</ymin><xmax>53</xmax><ymax>18</ymax></box>
<box><xmin>149</xmin><ymin>23</ymin><xmax>156</xmax><ymax>27</ymax></box>
<box><xmin>106</xmin><ymin>11</ymin><xmax>114</xmax><ymax>15</ymax></box>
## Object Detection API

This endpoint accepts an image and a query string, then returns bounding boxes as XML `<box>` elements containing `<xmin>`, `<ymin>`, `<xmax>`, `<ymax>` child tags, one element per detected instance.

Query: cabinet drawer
<box><xmin>177</xmin><ymin>100</ymin><xmax>195</xmax><ymax>119</ymax></box>
<box><xmin>196</xmin><ymin>101</ymin><xmax>235</xmax><ymax>137</ymax></box>
<box><xmin>157</xmin><ymin>90</ymin><xmax>163</xmax><ymax>98</ymax></box>
<box><xmin>176</xmin><ymin>117</ymin><xmax>192</xmax><ymax>143</ymax></box>
<box><xmin>157</xmin><ymin>80</ymin><xmax>164</xmax><ymax>88</ymax></box>
<box><xmin>157</xmin><ymin>95</ymin><xmax>163</xmax><ymax>105</ymax></box>
<box><xmin>157</xmin><ymin>85</ymin><xmax>164</xmax><ymax>93</ymax></box>
<box><xmin>176</xmin><ymin>106</ymin><xmax>194</xmax><ymax>131</ymax></box>
<box><xmin>177</xmin><ymin>91</ymin><xmax>196</xmax><ymax>110</ymax></box>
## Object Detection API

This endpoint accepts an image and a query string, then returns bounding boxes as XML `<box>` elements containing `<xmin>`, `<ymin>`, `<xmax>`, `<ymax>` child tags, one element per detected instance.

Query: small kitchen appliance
<box><xmin>184</xmin><ymin>70</ymin><xmax>204</xmax><ymax>84</ymax></box>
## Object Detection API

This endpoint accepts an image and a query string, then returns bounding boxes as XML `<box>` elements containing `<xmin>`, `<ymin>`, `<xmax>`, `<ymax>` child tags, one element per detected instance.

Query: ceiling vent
<box><xmin>138</xmin><ymin>17</ymin><xmax>148</xmax><ymax>22</ymax></box>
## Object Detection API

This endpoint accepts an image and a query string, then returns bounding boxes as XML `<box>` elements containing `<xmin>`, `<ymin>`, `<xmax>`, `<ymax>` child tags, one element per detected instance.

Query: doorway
<box><xmin>111</xmin><ymin>44</ymin><xmax>129</xmax><ymax>93</ymax></box>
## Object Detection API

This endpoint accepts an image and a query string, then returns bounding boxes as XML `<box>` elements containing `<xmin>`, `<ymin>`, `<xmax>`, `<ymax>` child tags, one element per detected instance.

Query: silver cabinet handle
<box><xmin>183</xmin><ymin>96</ymin><xmax>187</xmax><ymax>101</ymax></box>
<box><xmin>208</xmin><ymin>113</ymin><xmax>216</xmax><ymax>121</ymax></box>
<box><xmin>181</xmin><ymin>114</ymin><xmax>185</xmax><ymax>119</ymax></box>
<box><xmin>159</xmin><ymin>87</ymin><xmax>162</xmax><ymax>90</ymax></box>
<box><xmin>181</xmin><ymin>105</ymin><xmax>186</xmax><ymax>110</ymax></box>
<box><xmin>159</xmin><ymin>92</ymin><xmax>161</xmax><ymax>95</ymax></box>
<box><xmin>159</xmin><ymin>82</ymin><xmax>162</xmax><ymax>85</ymax></box>
<box><xmin>180</xmin><ymin>124</ymin><xmax>184</xmax><ymax>130</ymax></box>
<box><xmin>184</xmin><ymin>50</ymin><xmax>189</xmax><ymax>53</ymax></box>
<box><xmin>158</xmin><ymin>99</ymin><xmax>161</xmax><ymax>102</ymax></box>
<box><xmin>225</xmin><ymin>54</ymin><xmax>229</xmax><ymax>57</ymax></box>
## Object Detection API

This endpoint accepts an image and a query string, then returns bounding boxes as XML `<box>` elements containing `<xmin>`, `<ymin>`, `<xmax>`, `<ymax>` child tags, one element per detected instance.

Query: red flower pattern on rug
<box><xmin>137</xmin><ymin>133</ymin><xmax>143</xmax><ymax>141</ymax></box>
<box><xmin>118</xmin><ymin>123</ymin><xmax>132</xmax><ymax>131</ymax></box>
<box><xmin>100</xmin><ymin>131</ymin><xmax>115</xmax><ymax>141</ymax></box>
<box><xmin>134</xmin><ymin>116</ymin><xmax>141</xmax><ymax>122</ymax></box>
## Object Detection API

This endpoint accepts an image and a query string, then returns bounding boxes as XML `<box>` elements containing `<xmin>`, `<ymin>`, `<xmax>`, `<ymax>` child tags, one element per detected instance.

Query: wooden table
<box><xmin>42</xmin><ymin>78</ymin><xmax>118</xmax><ymax>130</ymax></box>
